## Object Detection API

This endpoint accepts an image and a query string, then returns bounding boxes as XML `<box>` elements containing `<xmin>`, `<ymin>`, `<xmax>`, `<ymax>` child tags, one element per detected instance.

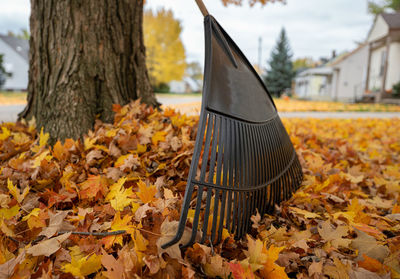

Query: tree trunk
<box><xmin>20</xmin><ymin>0</ymin><xmax>158</xmax><ymax>143</ymax></box>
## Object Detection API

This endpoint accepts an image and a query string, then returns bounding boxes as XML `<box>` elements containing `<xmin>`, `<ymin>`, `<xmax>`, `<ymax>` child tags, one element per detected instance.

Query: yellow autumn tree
<box><xmin>144</xmin><ymin>8</ymin><xmax>186</xmax><ymax>88</ymax></box>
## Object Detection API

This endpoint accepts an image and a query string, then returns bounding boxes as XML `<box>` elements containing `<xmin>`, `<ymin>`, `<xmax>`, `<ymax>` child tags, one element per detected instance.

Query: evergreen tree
<box><xmin>264</xmin><ymin>28</ymin><xmax>294</xmax><ymax>97</ymax></box>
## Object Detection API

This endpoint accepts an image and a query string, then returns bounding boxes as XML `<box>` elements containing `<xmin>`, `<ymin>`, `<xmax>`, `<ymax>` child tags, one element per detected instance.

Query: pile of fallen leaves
<box><xmin>0</xmin><ymin>100</ymin><xmax>399</xmax><ymax>278</ymax></box>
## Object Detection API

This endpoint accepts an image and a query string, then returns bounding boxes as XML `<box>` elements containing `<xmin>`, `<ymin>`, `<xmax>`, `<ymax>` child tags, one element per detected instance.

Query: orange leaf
<box><xmin>357</xmin><ymin>254</ymin><xmax>388</xmax><ymax>274</ymax></box>
<box><xmin>136</xmin><ymin>181</ymin><xmax>156</xmax><ymax>204</ymax></box>
<box><xmin>79</xmin><ymin>175</ymin><xmax>109</xmax><ymax>200</ymax></box>
<box><xmin>228</xmin><ymin>262</ymin><xmax>254</xmax><ymax>279</ymax></box>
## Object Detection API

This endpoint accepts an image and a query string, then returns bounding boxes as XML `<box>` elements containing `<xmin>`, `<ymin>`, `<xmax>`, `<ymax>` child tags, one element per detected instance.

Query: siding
<box><xmin>0</xmin><ymin>39</ymin><xmax>28</xmax><ymax>91</ymax></box>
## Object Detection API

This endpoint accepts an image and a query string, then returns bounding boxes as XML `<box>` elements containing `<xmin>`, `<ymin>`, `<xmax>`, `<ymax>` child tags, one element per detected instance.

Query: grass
<box><xmin>0</xmin><ymin>91</ymin><xmax>27</xmax><ymax>105</ymax></box>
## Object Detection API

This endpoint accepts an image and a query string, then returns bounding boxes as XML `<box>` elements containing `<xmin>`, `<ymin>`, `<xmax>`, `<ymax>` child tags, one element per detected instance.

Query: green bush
<box><xmin>393</xmin><ymin>81</ymin><xmax>400</xmax><ymax>98</ymax></box>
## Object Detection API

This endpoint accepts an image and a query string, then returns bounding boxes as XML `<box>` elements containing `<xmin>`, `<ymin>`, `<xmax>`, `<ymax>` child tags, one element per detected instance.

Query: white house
<box><xmin>331</xmin><ymin>44</ymin><xmax>369</xmax><ymax>102</ymax></box>
<box><xmin>365</xmin><ymin>13</ymin><xmax>400</xmax><ymax>101</ymax></box>
<box><xmin>168</xmin><ymin>76</ymin><xmax>201</xmax><ymax>94</ymax></box>
<box><xmin>294</xmin><ymin>12</ymin><xmax>400</xmax><ymax>103</ymax></box>
<box><xmin>294</xmin><ymin>67</ymin><xmax>333</xmax><ymax>100</ymax></box>
<box><xmin>0</xmin><ymin>35</ymin><xmax>29</xmax><ymax>91</ymax></box>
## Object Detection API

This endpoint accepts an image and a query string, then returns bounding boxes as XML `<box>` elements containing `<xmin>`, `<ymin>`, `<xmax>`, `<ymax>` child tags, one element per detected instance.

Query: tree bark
<box><xmin>20</xmin><ymin>0</ymin><xmax>158</xmax><ymax>142</ymax></box>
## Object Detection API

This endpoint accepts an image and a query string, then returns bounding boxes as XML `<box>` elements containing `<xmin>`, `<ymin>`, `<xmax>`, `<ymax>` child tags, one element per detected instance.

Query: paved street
<box><xmin>0</xmin><ymin>105</ymin><xmax>24</xmax><ymax>122</ymax></box>
<box><xmin>0</xmin><ymin>100</ymin><xmax>399</xmax><ymax>123</ymax></box>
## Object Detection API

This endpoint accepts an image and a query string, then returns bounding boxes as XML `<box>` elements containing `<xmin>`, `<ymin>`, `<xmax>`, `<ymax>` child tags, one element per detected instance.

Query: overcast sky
<box><xmin>0</xmin><ymin>0</ymin><xmax>374</xmax><ymax>68</ymax></box>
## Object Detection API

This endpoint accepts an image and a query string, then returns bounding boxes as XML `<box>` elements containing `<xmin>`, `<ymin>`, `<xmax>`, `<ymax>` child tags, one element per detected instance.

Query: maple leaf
<box><xmin>0</xmin><ymin>205</ymin><xmax>20</xmax><ymax>220</ymax></box>
<box><xmin>106</xmin><ymin>177</ymin><xmax>134</xmax><ymax>211</ymax></box>
<box><xmin>323</xmin><ymin>257</ymin><xmax>351</xmax><ymax>279</ymax></box>
<box><xmin>62</xmin><ymin>246</ymin><xmax>102</xmax><ymax>278</ymax></box>
<box><xmin>289</xmin><ymin>207</ymin><xmax>321</xmax><ymax>219</ymax></box>
<box><xmin>241</xmin><ymin>236</ymin><xmax>267</xmax><ymax>272</ymax></box>
<box><xmin>136</xmin><ymin>180</ymin><xmax>156</xmax><ymax>204</ymax></box>
<box><xmin>101</xmin><ymin>249</ymin><xmax>125</xmax><ymax>279</ymax></box>
<box><xmin>79</xmin><ymin>175</ymin><xmax>109</xmax><ymax>200</ymax></box>
<box><xmin>7</xmin><ymin>179</ymin><xmax>29</xmax><ymax>204</ymax></box>
<box><xmin>31</xmin><ymin>127</ymin><xmax>49</xmax><ymax>152</ymax></box>
<box><xmin>357</xmin><ymin>254</ymin><xmax>389</xmax><ymax>274</ymax></box>
<box><xmin>0</xmin><ymin>126</ymin><xmax>11</xmax><ymax>140</ymax></box>
<box><xmin>318</xmin><ymin>220</ymin><xmax>351</xmax><ymax>249</ymax></box>
<box><xmin>259</xmin><ymin>245</ymin><xmax>288</xmax><ymax>279</ymax></box>
<box><xmin>308</xmin><ymin>261</ymin><xmax>323</xmax><ymax>278</ymax></box>
<box><xmin>22</xmin><ymin>208</ymin><xmax>47</xmax><ymax>229</ymax></box>
<box><xmin>40</xmin><ymin>211</ymin><xmax>72</xmax><ymax>238</ymax></box>
<box><xmin>156</xmin><ymin>219</ymin><xmax>191</xmax><ymax>261</ymax></box>
<box><xmin>0</xmin><ymin>251</ymin><xmax>25</xmax><ymax>279</ymax></box>
<box><xmin>102</xmin><ymin>212</ymin><xmax>135</xmax><ymax>248</ymax></box>
<box><xmin>351</xmin><ymin>229</ymin><xmax>389</xmax><ymax>262</ymax></box>
<box><xmin>229</xmin><ymin>262</ymin><xmax>255</xmax><ymax>279</ymax></box>
<box><xmin>203</xmin><ymin>254</ymin><xmax>231</xmax><ymax>278</ymax></box>
<box><xmin>151</xmin><ymin>131</ymin><xmax>167</xmax><ymax>145</ymax></box>
<box><xmin>27</xmin><ymin>232</ymin><xmax>71</xmax><ymax>257</ymax></box>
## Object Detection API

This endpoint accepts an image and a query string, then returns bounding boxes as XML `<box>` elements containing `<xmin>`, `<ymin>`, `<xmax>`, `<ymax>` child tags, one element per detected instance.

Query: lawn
<box><xmin>0</xmin><ymin>101</ymin><xmax>399</xmax><ymax>278</ymax></box>
<box><xmin>0</xmin><ymin>91</ymin><xmax>27</xmax><ymax>105</ymax></box>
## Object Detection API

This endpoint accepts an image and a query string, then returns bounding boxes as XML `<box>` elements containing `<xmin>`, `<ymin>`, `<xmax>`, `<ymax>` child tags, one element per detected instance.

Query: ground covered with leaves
<box><xmin>0</xmin><ymin>100</ymin><xmax>399</xmax><ymax>278</ymax></box>
<box><xmin>167</xmin><ymin>99</ymin><xmax>400</xmax><ymax>115</ymax></box>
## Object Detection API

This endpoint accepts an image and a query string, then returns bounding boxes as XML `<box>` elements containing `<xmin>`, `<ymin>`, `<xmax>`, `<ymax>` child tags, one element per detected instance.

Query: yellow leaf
<box><xmin>32</xmin><ymin>150</ymin><xmax>52</xmax><ymax>168</ymax></box>
<box><xmin>7</xmin><ymin>179</ymin><xmax>29</xmax><ymax>204</ymax></box>
<box><xmin>0</xmin><ymin>127</ymin><xmax>11</xmax><ymax>140</ymax></box>
<box><xmin>136</xmin><ymin>181</ymin><xmax>156</xmax><ymax>204</ymax></box>
<box><xmin>260</xmin><ymin>244</ymin><xmax>288</xmax><ymax>279</ymax></box>
<box><xmin>21</xmin><ymin>208</ymin><xmax>39</xmax><ymax>222</ymax></box>
<box><xmin>151</xmin><ymin>131</ymin><xmax>167</xmax><ymax>145</ymax></box>
<box><xmin>106</xmin><ymin>177</ymin><xmax>134</xmax><ymax>211</ymax></box>
<box><xmin>22</xmin><ymin>208</ymin><xmax>46</xmax><ymax>229</ymax></box>
<box><xmin>136</xmin><ymin>144</ymin><xmax>147</xmax><ymax>154</ymax></box>
<box><xmin>289</xmin><ymin>207</ymin><xmax>321</xmax><ymax>219</ymax></box>
<box><xmin>62</xmin><ymin>246</ymin><xmax>102</xmax><ymax>278</ymax></box>
<box><xmin>0</xmin><ymin>205</ymin><xmax>20</xmax><ymax>220</ymax></box>
<box><xmin>241</xmin><ymin>236</ymin><xmax>268</xmax><ymax>272</ymax></box>
<box><xmin>133</xmin><ymin>230</ymin><xmax>149</xmax><ymax>252</ymax></box>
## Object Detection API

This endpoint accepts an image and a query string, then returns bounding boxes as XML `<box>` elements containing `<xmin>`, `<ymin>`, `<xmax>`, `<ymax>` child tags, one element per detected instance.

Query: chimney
<box><xmin>332</xmin><ymin>50</ymin><xmax>337</xmax><ymax>59</ymax></box>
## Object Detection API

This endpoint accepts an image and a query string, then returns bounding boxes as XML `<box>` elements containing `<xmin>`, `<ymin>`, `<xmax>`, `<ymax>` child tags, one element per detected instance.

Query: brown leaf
<box><xmin>101</xmin><ymin>249</ymin><xmax>125</xmax><ymax>279</ymax></box>
<box><xmin>0</xmin><ymin>251</ymin><xmax>25</xmax><ymax>279</ymax></box>
<box><xmin>40</xmin><ymin>211</ymin><xmax>71</xmax><ymax>238</ymax></box>
<box><xmin>27</xmin><ymin>232</ymin><xmax>71</xmax><ymax>257</ymax></box>
<box><xmin>351</xmin><ymin>229</ymin><xmax>389</xmax><ymax>262</ymax></box>
<box><xmin>156</xmin><ymin>220</ymin><xmax>192</xmax><ymax>261</ymax></box>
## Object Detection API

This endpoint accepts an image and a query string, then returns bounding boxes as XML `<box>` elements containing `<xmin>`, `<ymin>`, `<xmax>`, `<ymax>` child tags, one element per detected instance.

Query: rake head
<box><xmin>162</xmin><ymin>15</ymin><xmax>303</xmax><ymax>249</ymax></box>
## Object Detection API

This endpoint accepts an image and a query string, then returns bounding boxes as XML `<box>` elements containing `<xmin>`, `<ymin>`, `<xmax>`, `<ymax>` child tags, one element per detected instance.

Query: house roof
<box><xmin>330</xmin><ymin>43</ymin><xmax>367</xmax><ymax>67</ymax></box>
<box><xmin>0</xmin><ymin>34</ymin><xmax>29</xmax><ymax>62</ymax></box>
<box><xmin>296</xmin><ymin>66</ymin><xmax>333</xmax><ymax>77</ymax></box>
<box><xmin>382</xmin><ymin>13</ymin><xmax>400</xmax><ymax>29</ymax></box>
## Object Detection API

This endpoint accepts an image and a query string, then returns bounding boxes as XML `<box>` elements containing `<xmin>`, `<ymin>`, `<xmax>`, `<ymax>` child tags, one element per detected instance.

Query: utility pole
<box><xmin>258</xmin><ymin>37</ymin><xmax>262</xmax><ymax>70</ymax></box>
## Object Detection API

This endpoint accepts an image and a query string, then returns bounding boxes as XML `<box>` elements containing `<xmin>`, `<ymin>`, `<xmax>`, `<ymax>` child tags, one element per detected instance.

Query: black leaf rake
<box><xmin>162</xmin><ymin>0</ymin><xmax>303</xmax><ymax>249</ymax></box>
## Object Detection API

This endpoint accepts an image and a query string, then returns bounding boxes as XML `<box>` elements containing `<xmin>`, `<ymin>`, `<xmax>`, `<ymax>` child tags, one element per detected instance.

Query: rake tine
<box><xmin>222</xmin><ymin>119</ymin><xmax>233</xmax><ymax>238</ymax></box>
<box><xmin>182</xmin><ymin>185</ymin><xmax>204</xmax><ymax>248</ymax></box>
<box><xmin>201</xmin><ymin>188</ymin><xmax>213</xmax><ymax>244</ymax></box>
<box><xmin>230</xmin><ymin>121</ymin><xmax>242</xmax><ymax>233</ymax></box>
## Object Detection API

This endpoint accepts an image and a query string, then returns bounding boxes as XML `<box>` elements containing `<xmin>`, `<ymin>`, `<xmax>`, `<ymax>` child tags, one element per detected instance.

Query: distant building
<box><xmin>331</xmin><ymin>44</ymin><xmax>369</xmax><ymax>102</ymax></box>
<box><xmin>294</xmin><ymin>67</ymin><xmax>333</xmax><ymax>100</ymax></box>
<box><xmin>0</xmin><ymin>34</ymin><xmax>29</xmax><ymax>91</ymax></box>
<box><xmin>294</xmin><ymin>12</ymin><xmax>400</xmax><ymax>103</ymax></box>
<box><xmin>168</xmin><ymin>77</ymin><xmax>201</xmax><ymax>94</ymax></box>
<box><xmin>365</xmin><ymin>13</ymin><xmax>400</xmax><ymax>101</ymax></box>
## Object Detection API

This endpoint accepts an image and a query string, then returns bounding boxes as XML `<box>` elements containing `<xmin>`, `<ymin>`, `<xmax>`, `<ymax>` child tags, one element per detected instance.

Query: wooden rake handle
<box><xmin>195</xmin><ymin>0</ymin><xmax>209</xmax><ymax>16</ymax></box>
